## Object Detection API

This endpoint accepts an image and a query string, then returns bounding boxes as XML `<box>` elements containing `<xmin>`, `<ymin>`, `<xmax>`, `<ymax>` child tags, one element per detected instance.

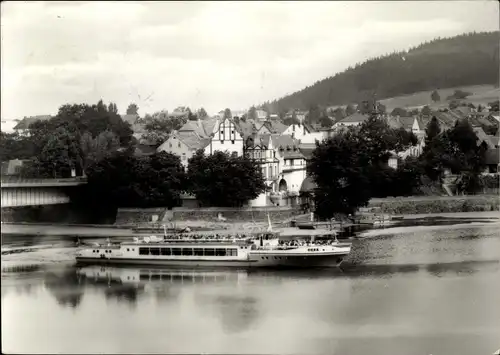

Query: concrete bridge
<box><xmin>1</xmin><ymin>177</ymin><xmax>87</xmax><ymax>208</ymax></box>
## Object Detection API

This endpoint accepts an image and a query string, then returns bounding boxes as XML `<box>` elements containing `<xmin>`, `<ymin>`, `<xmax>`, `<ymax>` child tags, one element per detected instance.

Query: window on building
<box><xmin>231</xmin><ymin>140</ymin><xmax>235</xmax><ymax>144</ymax></box>
<box><xmin>290</xmin><ymin>159</ymin><xmax>294</xmax><ymax>166</ymax></box>
<box><xmin>178</xmin><ymin>142</ymin><xmax>181</xmax><ymax>148</ymax></box>
<box><xmin>231</xmin><ymin>152</ymin><xmax>238</xmax><ymax>158</ymax></box>
<box><xmin>169</xmin><ymin>143</ymin><xmax>172</xmax><ymax>148</ymax></box>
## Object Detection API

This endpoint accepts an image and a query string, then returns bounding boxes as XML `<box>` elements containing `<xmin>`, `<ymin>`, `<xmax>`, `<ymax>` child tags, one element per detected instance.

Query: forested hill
<box><xmin>267</xmin><ymin>31</ymin><xmax>499</xmax><ymax>111</ymax></box>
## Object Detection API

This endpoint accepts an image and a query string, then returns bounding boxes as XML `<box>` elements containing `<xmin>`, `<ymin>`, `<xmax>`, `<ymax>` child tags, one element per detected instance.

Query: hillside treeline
<box><xmin>267</xmin><ymin>31</ymin><xmax>499</xmax><ymax>112</ymax></box>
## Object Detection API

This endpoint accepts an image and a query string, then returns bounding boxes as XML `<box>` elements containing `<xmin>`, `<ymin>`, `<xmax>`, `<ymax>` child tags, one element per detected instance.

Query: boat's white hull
<box><xmin>76</xmin><ymin>253</ymin><xmax>347</xmax><ymax>269</ymax></box>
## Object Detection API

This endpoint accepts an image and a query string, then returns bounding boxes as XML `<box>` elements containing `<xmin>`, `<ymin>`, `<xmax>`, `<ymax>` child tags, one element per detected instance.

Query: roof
<box><xmin>270</xmin><ymin>134</ymin><xmax>299</xmax><ymax>149</ymax></box>
<box><xmin>233</xmin><ymin>120</ymin><xmax>255</xmax><ymax>138</ymax></box>
<box><xmin>338</xmin><ymin>113</ymin><xmax>369</xmax><ymax>124</ymax></box>
<box><xmin>13</xmin><ymin>115</ymin><xmax>52</xmax><ymax>130</ymax></box>
<box><xmin>416</xmin><ymin>116</ymin><xmax>432</xmax><ymax>130</ymax></box>
<box><xmin>281</xmin><ymin>149</ymin><xmax>305</xmax><ymax>159</ymax></box>
<box><xmin>485</xmin><ymin>148</ymin><xmax>499</xmax><ymax>165</ymax></box>
<box><xmin>452</xmin><ymin>106</ymin><xmax>473</xmax><ymax>117</ymax></box>
<box><xmin>121</xmin><ymin>114</ymin><xmax>139</xmax><ymax>125</ymax></box>
<box><xmin>247</xmin><ymin>134</ymin><xmax>271</xmax><ymax>148</ymax></box>
<box><xmin>179</xmin><ymin>118</ymin><xmax>216</xmax><ymax>138</ymax></box>
<box><xmin>488</xmin><ymin>135</ymin><xmax>499</xmax><ymax>147</ymax></box>
<box><xmin>399</xmin><ymin>117</ymin><xmax>415</xmax><ymax>130</ymax></box>
<box><xmin>264</xmin><ymin>120</ymin><xmax>288</xmax><ymax>134</ymax></box>
<box><xmin>473</xmin><ymin>127</ymin><xmax>495</xmax><ymax>148</ymax></box>
<box><xmin>176</xmin><ymin>132</ymin><xmax>211</xmax><ymax>150</ymax></box>
<box><xmin>433</xmin><ymin>112</ymin><xmax>458</xmax><ymax>130</ymax></box>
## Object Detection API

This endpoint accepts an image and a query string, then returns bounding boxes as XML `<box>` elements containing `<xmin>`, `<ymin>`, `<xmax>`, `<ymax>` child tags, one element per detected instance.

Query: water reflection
<box><xmin>20</xmin><ymin>259</ymin><xmax>494</xmax><ymax>311</ymax></box>
<box><xmin>2</xmin><ymin>222</ymin><xmax>500</xmax><ymax>354</ymax></box>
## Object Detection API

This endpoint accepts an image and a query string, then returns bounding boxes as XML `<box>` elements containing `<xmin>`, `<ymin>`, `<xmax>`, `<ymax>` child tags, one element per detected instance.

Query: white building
<box><xmin>204</xmin><ymin>117</ymin><xmax>245</xmax><ymax>157</ymax></box>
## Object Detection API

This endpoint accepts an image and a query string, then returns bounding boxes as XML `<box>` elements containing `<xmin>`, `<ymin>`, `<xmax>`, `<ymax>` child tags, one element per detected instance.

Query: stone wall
<box><xmin>114</xmin><ymin>208</ymin><xmax>169</xmax><ymax>225</ymax></box>
<box><xmin>368</xmin><ymin>195</ymin><xmax>500</xmax><ymax>215</ymax></box>
<box><xmin>114</xmin><ymin>206</ymin><xmax>302</xmax><ymax>225</ymax></box>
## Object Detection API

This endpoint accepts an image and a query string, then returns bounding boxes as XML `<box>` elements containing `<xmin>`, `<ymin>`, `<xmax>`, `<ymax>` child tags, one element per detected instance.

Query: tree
<box><xmin>447</xmin><ymin>90</ymin><xmax>472</xmax><ymax>100</ymax></box>
<box><xmin>391</xmin><ymin>107</ymin><xmax>409</xmax><ymax>117</ymax></box>
<box><xmin>108</xmin><ymin>102</ymin><xmax>118</xmax><ymax>114</ymax></box>
<box><xmin>198</xmin><ymin>108</ymin><xmax>208</xmax><ymax>119</ymax></box>
<box><xmin>425</xmin><ymin>116</ymin><xmax>441</xmax><ymax>146</ymax></box>
<box><xmin>85</xmin><ymin>151</ymin><xmax>186</xmax><ymax>208</ymax></box>
<box><xmin>421</xmin><ymin>105</ymin><xmax>432</xmax><ymax>116</ymax></box>
<box><xmin>248</xmin><ymin>106</ymin><xmax>257</xmax><ymax>121</ymax></box>
<box><xmin>80</xmin><ymin>130</ymin><xmax>120</xmax><ymax>174</ymax></box>
<box><xmin>319</xmin><ymin>115</ymin><xmax>333</xmax><ymax>128</ymax></box>
<box><xmin>187</xmin><ymin>150</ymin><xmax>265</xmax><ymax>207</ymax></box>
<box><xmin>187</xmin><ymin>108</ymin><xmax>197</xmax><ymax>121</ymax></box>
<box><xmin>308</xmin><ymin>130</ymin><xmax>373</xmax><ymax>218</ymax></box>
<box><xmin>345</xmin><ymin>104</ymin><xmax>356</xmax><ymax>116</ymax></box>
<box><xmin>488</xmin><ymin>100</ymin><xmax>499</xmax><ymax>111</ymax></box>
<box><xmin>224</xmin><ymin>108</ymin><xmax>232</xmax><ymax>119</ymax></box>
<box><xmin>305</xmin><ymin>104</ymin><xmax>321</xmax><ymax>125</ymax></box>
<box><xmin>0</xmin><ymin>131</ymin><xmax>34</xmax><ymax>161</ymax></box>
<box><xmin>377</xmin><ymin>103</ymin><xmax>387</xmax><ymax>114</ymax></box>
<box><xmin>126</xmin><ymin>103</ymin><xmax>139</xmax><ymax>115</ymax></box>
<box><xmin>392</xmin><ymin>157</ymin><xmax>424</xmax><ymax>196</ymax></box>
<box><xmin>332</xmin><ymin>108</ymin><xmax>345</xmax><ymax>122</ymax></box>
<box><xmin>431</xmin><ymin>90</ymin><xmax>441</xmax><ymax>102</ymax></box>
<box><xmin>37</xmin><ymin>127</ymin><xmax>82</xmax><ymax>178</ymax></box>
<box><xmin>420</xmin><ymin>118</ymin><xmax>486</xmax><ymax>189</ymax></box>
<box><xmin>142</xmin><ymin>111</ymin><xmax>187</xmax><ymax>146</ymax></box>
<box><xmin>308</xmin><ymin>114</ymin><xmax>420</xmax><ymax>218</ymax></box>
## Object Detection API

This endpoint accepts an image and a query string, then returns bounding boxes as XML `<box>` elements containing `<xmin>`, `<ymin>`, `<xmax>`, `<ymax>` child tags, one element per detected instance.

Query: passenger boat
<box><xmin>75</xmin><ymin>230</ymin><xmax>352</xmax><ymax>269</ymax></box>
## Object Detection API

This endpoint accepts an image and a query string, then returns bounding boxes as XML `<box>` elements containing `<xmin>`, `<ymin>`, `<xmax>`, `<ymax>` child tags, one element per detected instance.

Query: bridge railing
<box><xmin>0</xmin><ymin>176</ymin><xmax>88</xmax><ymax>184</ymax></box>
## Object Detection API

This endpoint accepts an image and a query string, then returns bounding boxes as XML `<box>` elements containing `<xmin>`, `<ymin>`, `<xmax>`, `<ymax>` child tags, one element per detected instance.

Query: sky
<box><xmin>1</xmin><ymin>1</ymin><xmax>499</xmax><ymax>122</ymax></box>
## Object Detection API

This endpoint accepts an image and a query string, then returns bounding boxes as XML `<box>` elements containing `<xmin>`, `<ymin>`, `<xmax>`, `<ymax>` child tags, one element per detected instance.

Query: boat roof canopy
<box><xmin>277</xmin><ymin>228</ymin><xmax>337</xmax><ymax>237</ymax></box>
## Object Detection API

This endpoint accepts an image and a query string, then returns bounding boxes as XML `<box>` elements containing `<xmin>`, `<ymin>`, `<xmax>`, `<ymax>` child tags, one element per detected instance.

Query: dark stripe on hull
<box><xmin>76</xmin><ymin>254</ymin><xmax>345</xmax><ymax>269</ymax></box>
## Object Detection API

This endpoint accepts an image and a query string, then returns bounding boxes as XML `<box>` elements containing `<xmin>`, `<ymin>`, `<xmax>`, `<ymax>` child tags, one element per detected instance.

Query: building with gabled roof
<box><xmin>203</xmin><ymin>117</ymin><xmax>245</xmax><ymax>157</ymax></box>
<box><xmin>157</xmin><ymin>129</ymin><xmax>211</xmax><ymax>166</ymax></box>
<box><xmin>333</xmin><ymin>113</ymin><xmax>369</xmax><ymax>129</ymax></box>
<box><xmin>13</xmin><ymin>115</ymin><xmax>52</xmax><ymax>132</ymax></box>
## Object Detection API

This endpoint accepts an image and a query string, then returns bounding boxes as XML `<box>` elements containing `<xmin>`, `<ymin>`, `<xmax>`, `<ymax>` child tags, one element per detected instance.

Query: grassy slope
<box><xmin>378</xmin><ymin>84</ymin><xmax>500</xmax><ymax>112</ymax></box>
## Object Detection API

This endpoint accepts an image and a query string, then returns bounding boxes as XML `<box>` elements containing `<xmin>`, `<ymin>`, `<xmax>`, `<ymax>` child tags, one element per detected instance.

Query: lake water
<box><xmin>2</xmin><ymin>220</ymin><xmax>500</xmax><ymax>355</ymax></box>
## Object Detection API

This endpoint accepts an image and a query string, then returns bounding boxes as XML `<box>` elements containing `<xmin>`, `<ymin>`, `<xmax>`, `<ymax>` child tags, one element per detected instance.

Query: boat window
<box><xmin>227</xmin><ymin>248</ymin><xmax>238</xmax><ymax>256</ymax></box>
<box><xmin>193</xmin><ymin>248</ymin><xmax>204</xmax><ymax>256</ymax></box>
<box><xmin>150</xmin><ymin>248</ymin><xmax>160</xmax><ymax>256</ymax></box>
<box><xmin>161</xmin><ymin>248</ymin><xmax>170</xmax><ymax>256</ymax></box>
<box><xmin>139</xmin><ymin>247</ymin><xmax>149</xmax><ymax>255</ymax></box>
<box><xmin>215</xmin><ymin>248</ymin><xmax>226</xmax><ymax>256</ymax></box>
<box><xmin>140</xmin><ymin>272</ymin><xmax>150</xmax><ymax>281</ymax></box>
<box><xmin>204</xmin><ymin>248</ymin><xmax>215</xmax><ymax>256</ymax></box>
<box><xmin>172</xmin><ymin>248</ymin><xmax>182</xmax><ymax>256</ymax></box>
<box><xmin>182</xmin><ymin>248</ymin><xmax>193</xmax><ymax>256</ymax></box>
<box><xmin>151</xmin><ymin>274</ymin><xmax>161</xmax><ymax>281</ymax></box>
<box><xmin>126</xmin><ymin>248</ymin><xmax>130</xmax><ymax>252</ymax></box>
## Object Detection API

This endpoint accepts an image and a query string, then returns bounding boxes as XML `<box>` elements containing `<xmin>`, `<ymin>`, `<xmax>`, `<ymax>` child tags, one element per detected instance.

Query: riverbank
<box><xmin>2</xmin><ymin>211</ymin><xmax>499</xmax><ymax>238</ymax></box>
<box><xmin>368</xmin><ymin>195</ymin><xmax>499</xmax><ymax>214</ymax></box>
